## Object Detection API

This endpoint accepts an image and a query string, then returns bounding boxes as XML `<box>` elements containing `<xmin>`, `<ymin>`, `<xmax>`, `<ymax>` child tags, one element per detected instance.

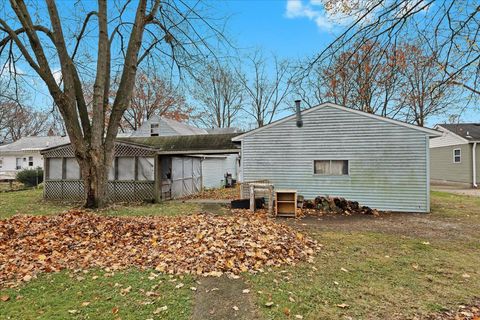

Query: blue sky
<box><xmin>218</xmin><ymin>0</ymin><xmax>479</xmax><ymax>126</ymax></box>
<box><xmin>7</xmin><ymin>0</ymin><xmax>479</xmax><ymax>127</ymax></box>
<box><xmin>220</xmin><ymin>0</ymin><xmax>337</xmax><ymax>59</ymax></box>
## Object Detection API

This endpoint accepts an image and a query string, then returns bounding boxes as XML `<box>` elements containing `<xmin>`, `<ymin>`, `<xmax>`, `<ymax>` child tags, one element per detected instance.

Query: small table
<box><xmin>275</xmin><ymin>189</ymin><xmax>297</xmax><ymax>218</ymax></box>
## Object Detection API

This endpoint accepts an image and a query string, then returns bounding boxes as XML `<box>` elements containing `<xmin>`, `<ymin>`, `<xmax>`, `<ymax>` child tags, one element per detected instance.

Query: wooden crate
<box><xmin>275</xmin><ymin>189</ymin><xmax>297</xmax><ymax>217</ymax></box>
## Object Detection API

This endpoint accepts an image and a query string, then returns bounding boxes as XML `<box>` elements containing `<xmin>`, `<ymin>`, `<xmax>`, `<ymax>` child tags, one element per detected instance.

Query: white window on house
<box><xmin>117</xmin><ymin>157</ymin><xmax>135</xmax><ymax>180</ymax></box>
<box><xmin>16</xmin><ymin>158</ymin><xmax>22</xmax><ymax>170</ymax></box>
<box><xmin>65</xmin><ymin>158</ymin><xmax>81</xmax><ymax>179</ymax></box>
<box><xmin>28</xmin><ymin>156</ymin><xmax>34</xmax><ymax>167</ymax></box>
<box><xmin>137</xmin><ymin>157</ymin><xmax>155</xmax><ymax>181</ymax></box>
<box><xmin>48</xmin><ymin>158</ymin><xmax>63</xmax><ymax>180</ymax></box>
<box><xmin>150</xmin><ymin>123</ymin><xmax>159</xmax><ymax>136</ymax></box>
<box><xmin>453</xmin><ymin>149</ymin><xmax>461</xmax><ymax>163</ymax></box>
<box><xmin>0</xmin><ymin>158</ymin><xmax>3</xmax><ymax>169</ymax></box>
<box><xmin>314</xmin><ymin>160</ymin><xmax>349</xmax><ymax>175</ymax></box>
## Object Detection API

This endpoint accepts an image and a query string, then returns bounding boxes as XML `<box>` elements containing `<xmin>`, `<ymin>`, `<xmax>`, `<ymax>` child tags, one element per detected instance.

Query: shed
<box><xmin>41</xmin><ymin>133</ymin><xmax>240</xmax><ymax>202</ymax></box>
<box><xmin>233</xmin><ymin>102</ymin><xmax>441</xmax><ymax>213</ymax></box>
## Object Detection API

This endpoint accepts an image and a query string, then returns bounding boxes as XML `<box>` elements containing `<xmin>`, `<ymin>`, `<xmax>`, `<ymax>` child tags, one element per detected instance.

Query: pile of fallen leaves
<box><xmin>425</xmin><ymin>301</ymin><xmax>480</xmax><ymax>320</ymax></box>
<box><xmin>0</xmin><ymin>210</ymin><xmax>317</xmax><ymax>287</ymax></box>
<box><xmin>182</xmin><ymin>186</ymin><xmax>240</xmax><ymax>200</ymax></box>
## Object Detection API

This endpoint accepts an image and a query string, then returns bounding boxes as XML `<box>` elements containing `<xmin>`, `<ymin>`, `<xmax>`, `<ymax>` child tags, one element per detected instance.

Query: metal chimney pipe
<box><xmin>295</xmin><ymin>100</ymin><xmax>303</xmax><ymax>128</ymax></box>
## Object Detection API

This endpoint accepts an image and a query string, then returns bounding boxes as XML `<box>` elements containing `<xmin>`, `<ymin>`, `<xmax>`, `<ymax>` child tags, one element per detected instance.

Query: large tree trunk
<box><xmin>78</xmin><ymin>147</ymin><xmax>113</xmax><ymax>209</ymax></box>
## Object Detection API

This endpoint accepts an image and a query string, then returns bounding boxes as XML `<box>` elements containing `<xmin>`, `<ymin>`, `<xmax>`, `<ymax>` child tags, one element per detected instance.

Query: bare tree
<box><xmin>309</xmin><ymin>0</ymin><xmax>480</xmax><ymax>105</ymax></box>
<box><xmin>297</xmin><ymin>41</ymin><xmax>401</xmax><ymax>117</ymax></box>
<box><xmin>239</xmin><ymin>51</ymin><xmax>293</xmax><ymax>128</ymax></box>
<box><xmin>122</xmin><ymin>70</ymin><xmax>191</xmax><ymax>131</ymax></box>
<box><xmin>192</xmin><ymin>62</ymin><xmax>243</xmax><ymax>128</ymax></box>
<box><xmin>0</xmin><ymin>0</ymin><xmax>225</xmax><ymax>207</ymax></box>
<box><xmin>395</xmin><ymin>44</ymin><xmax>457</xmax><ymax>126</ymax></box>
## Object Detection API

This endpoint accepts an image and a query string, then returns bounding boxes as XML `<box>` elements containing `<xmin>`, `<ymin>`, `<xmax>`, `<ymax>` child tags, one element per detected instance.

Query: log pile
<box><xmin>302</xmin><ymin>196</ymin><xmax>380</xmax><ymax>216</ymax></box>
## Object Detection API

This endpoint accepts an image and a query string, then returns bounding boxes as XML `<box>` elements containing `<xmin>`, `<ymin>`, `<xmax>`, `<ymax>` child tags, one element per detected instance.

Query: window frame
<box><xmin>150</xmin><ymin>123</ymin><xmax>159</xmax><ymax>136</ymax></box>
<box><xmin>453</xmin><ymin>148</ymin><xmax>461</xmax><ymax>164</ymax></box>
<box><xmin>28</xmin><ymin>156</ymin><xmax>34</xmax><ymax>167</ymax></box>
<box><xmin>16</xmin><ymin>158</ymin><xmax>22</xmax><ymax>170</ymax></box>
<box><xmin>313</xmin><ymin>159</ymin><xmax>350</xmax><ymax>176</ymax></box>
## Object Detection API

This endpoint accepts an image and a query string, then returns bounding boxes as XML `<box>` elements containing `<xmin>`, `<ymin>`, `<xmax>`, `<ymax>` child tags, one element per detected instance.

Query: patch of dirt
<box><xmin>285</xmin><ymin>212</ymin><xmax>480</xmax><ymax>242</ymax></box>
<box><xmin>0</xmin><ymin>210</ymin><xmax>317</xmax><ymax>287</ymax></box>
<box><xmin>192</xmin><ymin>275</ymin><xmax>260</xmax><ymax>320</ymax></box>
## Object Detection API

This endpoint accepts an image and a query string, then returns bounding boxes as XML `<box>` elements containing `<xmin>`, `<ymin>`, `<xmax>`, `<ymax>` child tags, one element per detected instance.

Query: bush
<box><xmin>16</xmin><ymin>167</ymin><xmax>44</xmax><ymax>187</ymax></box>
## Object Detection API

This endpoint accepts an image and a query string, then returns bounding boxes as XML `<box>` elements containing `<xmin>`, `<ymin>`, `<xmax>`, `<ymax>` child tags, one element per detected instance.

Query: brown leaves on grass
<box><xmin>0</xmin><ymin>210</ymin><xmax>317</xmax><ymax>287</ymax></box>
<box><xmin>182</xmin><ymin>186</ymin><xmax>239</xmax><ymax>200</ymax></box>
<box><xmin>426</xmin><ymin>300</ymin><xmax>480</xmax><ymax>320</ymax></box>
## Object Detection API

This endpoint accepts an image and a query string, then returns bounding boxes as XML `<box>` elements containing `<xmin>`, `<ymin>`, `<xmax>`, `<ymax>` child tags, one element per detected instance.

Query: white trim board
<box><xmin>232</xmin><ymin>102</ymin><xmax>441</xmax><ymax>141</ymax></box>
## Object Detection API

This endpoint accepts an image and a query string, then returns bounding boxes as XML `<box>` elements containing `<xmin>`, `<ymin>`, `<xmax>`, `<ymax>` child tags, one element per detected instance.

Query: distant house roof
<box><xmin>205</xmin><ymin>127</ymin><xmax>243</xmax><ymax>134</ymax></box>
<box><xmin>130</xmin><ymin>116</ymin><xmax>208</xmax><ymax>137</ymax></box>
<box><xmin>438</xmin><ymin>123</ymin><xmax>480</xmax><ymax>141</ymax></box>
<box><xmin>0</xmin><ymin>136</ymin><xmax>70</xmax><ymax>154</ymax></box>
<box><xmin>118</xmin><ymin>133</ymin><xmax>240</xmax><ymax>154</ymax></box>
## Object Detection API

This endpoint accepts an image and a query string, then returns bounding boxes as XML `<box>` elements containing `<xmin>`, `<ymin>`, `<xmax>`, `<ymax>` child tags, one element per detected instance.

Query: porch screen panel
<box><xmin>182</xmin><ymin>157</ymin><xmax>194</xmax><ymax>195</ymax></box>
<box><xmin>138</xmin><ymin>157</ymin><xmax>154</xmax><ymax>181</ymax></box>
<box><xmin>48</xmin><ymin>158</ymin><xmax>63</xmax><ymax>180</ymax></box>
<box><xmin>65</xmin><ymin>158</ymin><xmax>80</xmax><ymax>179</ymax></box>
<box><xmin>117</xmin><ymin>157</ymin><xmax>135</xmax><ymax>180</ymax></box>
<box><xmin>171</xmin><ymin>157</ymin><xmax>184</xmax><ymax>198</ymax></box>
<box><xmin>192</xmin><ymin>158</ymin><xmax>202</xmax><ymax>193</ymax></box>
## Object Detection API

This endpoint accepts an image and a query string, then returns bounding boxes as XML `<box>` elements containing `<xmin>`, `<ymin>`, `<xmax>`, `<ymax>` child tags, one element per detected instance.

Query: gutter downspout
<box><xmin>473</xmin><ymin>142</ymin><xmax>477</xmax><ymax>188</ymax></box>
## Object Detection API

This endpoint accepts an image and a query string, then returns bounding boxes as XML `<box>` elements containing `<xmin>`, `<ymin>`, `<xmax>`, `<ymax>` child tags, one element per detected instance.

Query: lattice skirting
<box><xmin>45</xmin><ymin>180</ymin><xmax>155</xmax><ymax>202</ymax></box>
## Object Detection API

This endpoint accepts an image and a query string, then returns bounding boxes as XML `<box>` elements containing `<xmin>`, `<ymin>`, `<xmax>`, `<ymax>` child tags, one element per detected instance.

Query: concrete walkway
<box><xmin>432</xmin><ymin>185</ymin><xmax>480</xmax><ymax>197</ymax></box>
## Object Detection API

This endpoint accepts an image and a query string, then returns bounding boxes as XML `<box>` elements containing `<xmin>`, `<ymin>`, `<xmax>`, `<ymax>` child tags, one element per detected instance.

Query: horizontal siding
<box><xmin>430</xmin><ymin>144</ymin><xmax>473</xmax><ymax>184</ymax></box>
<box><xmin>241</xmin><ymin>106</ymin><xmax>429</xmax><ymax>212</ymax></box>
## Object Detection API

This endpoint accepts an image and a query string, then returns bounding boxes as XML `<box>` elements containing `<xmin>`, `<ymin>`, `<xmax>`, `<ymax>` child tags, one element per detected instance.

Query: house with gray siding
<box><xmin>429</xmin><ymin>124</ymin><xmax>480</xmax><ymax>188</ymax></box>
<box><xmin>233</xmin><ymin>102</ymin><xmax>440</xmax><ymax>213</ymax></box>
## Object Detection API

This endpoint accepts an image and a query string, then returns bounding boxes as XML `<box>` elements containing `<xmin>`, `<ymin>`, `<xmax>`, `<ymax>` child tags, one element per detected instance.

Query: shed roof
<box><xmin>118</xmin><ymin>133</ymin><xmax>240</xmax><ymax>154</ymax></box>
<box><xmin>232</xmin><ymin>102</ymin><xmax>441</xmax><ymax>141</ymax></box>
<box><xmin>438</xmin><ymin>123</ymin><xmax>480</xmax><ymax>141</ymax></box>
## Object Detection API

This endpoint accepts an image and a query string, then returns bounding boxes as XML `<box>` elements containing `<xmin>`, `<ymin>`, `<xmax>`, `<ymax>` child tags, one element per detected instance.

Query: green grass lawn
<box><xmin>0</xmin><ymin>188</ymin><xmax>200</xmax><ymax>219</ymax></box>
<box><xmin>0</xmin><ymin>269</ymin><xmax>194</xmax><ymax>320</ymax></box>
<box><xmin>0</xmin><ymin>189</ymin><xmax>479</xmax><ymax>319</ymax></box>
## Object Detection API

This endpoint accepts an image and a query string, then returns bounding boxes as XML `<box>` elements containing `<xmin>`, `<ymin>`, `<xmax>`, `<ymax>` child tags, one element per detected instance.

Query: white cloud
<box><xmin>285</xmin><ymin>0</ymin><xmax>337</xmax><ymax>31</ymax></box>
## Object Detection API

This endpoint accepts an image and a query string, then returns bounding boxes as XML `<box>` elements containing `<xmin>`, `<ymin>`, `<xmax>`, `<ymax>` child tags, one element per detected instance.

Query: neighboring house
<box><xmin>206</xmin><ymin>127</ymin><xmax>243</xmax><ymax>134</ymax></box>
<box><xmin>429</xmin><ymin>123</ymin><xmax>480</xmax><ymax>188</ymax></box>
<box><xmin>130</xmin><ymin>115</ymin><xmax>208</xmax><ymax>137</ymax></box>
<box><xmin>0</xmin><ymin>136</ymin><xmax>70</xmax><ymax>180</ymax></box>
<box><xmin>41</xmin><ymin>133</ymin><xmax>240</xmax><ymax>202</ymax></box>
<box><xmin>232</xmin><ymin>102</ymin><xmax>441</xmax><ymax>213</ymax></box>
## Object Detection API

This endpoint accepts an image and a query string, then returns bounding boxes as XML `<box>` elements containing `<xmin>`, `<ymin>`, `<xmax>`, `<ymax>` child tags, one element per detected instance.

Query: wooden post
<box><xmin>268</xmin><ymin>185</ymin><xmax>274</xmax><ymax>216</ymax></box>
<box><xmin>249</xmin><ymin>184</ymin><xmax>255</xmax><ymax>212</ymax></box>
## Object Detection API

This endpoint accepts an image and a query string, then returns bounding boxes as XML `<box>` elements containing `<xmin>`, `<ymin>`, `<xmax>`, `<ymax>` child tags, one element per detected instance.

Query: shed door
<box><xmin>171</xmin><ymin>157</ymin><xmax>202</xmax><ymax>198</ymax></box>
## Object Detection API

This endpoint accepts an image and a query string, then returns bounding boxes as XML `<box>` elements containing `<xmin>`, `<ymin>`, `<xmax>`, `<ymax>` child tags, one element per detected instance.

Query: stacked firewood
<box><xmin>302</xmin><ymin>196</ymin><xmax>380</xmax><ymax>216</ymax></box>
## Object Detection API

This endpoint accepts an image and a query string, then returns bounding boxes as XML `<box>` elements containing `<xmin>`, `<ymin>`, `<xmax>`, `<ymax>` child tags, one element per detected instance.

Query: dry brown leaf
<box><xmin>0</xmin><ymin>210</ymin><xmax>318</xmax><ymax>287</ymax></box>
<box><xmin>1</xmin><ymin>295</ymin><xmax>10</xmax><ymax>302</ymax></box>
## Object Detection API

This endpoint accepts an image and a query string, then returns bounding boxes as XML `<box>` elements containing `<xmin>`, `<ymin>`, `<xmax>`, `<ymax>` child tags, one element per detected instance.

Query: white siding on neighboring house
<box><xmin>236</xmin><ymin>104</ymin><xmax>436</xmax><ymax>213</ymax></box>
<box><xmin>429</xmin><ymin>125</ymin><xmax>468</xmax><ymax>148</ymax></box>
<box><xmin>201</xmin><ymin>154</ymin><xmax>239</xmax><ymax>189</ymax></box>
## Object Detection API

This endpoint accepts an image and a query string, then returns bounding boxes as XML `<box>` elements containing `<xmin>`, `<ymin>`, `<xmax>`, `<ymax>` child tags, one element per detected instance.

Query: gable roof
<box><xmin>159</xmin><ymin>117</ymin><xmax>208</xmax><ymax>135</ymax></box>
<box><xmin>130</xmin><ymin>115</ymin><xmax>208</xmax><ymax>137</ymax></box>
<box><xmin>118</xmin><ymin>133</ymin><xmax>240</xmax><ymax>154</ymax></box>
<box><xmin>232</xmin><ymin>102</ymin><xmax>440</xmax><ymax>141</ymax></box>
<box><xmin>0</xmin><ymin>136</ymin><xmax>70</xmax><ymax>154</ymax></box>
<box><xmin>437</xmin><ymin>123</ymin><xmax>480</xmax><ymax>141</ymax></box>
